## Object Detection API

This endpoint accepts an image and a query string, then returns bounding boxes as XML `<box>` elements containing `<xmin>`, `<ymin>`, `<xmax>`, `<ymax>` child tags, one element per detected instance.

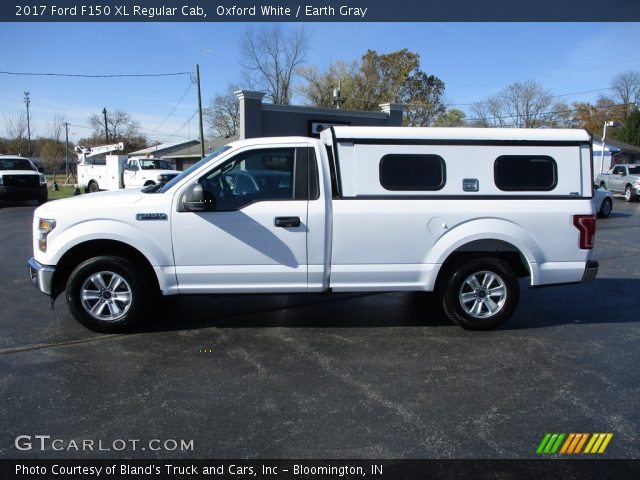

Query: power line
<box><xmin>170</xmin><ymin>111</ymin><xmax>199</xmax><ymax>137</ymax></box>
<box><xmin>465</xmin><ymin>101</ymin><xmax>630</xmax><ymax>124</ymax></box>
<box><xmin>0</xmin><ymin>70</ymin><xmax>191</xmax><ymax>78</ymax></box>
<box><xmin>148</xmin><ymin>82</ymin><xmax>194</xmax><ymax>133</ymax></box>
<box><xmin>443</xmin><ymin>87</ymin><xmax>615</xmax><ymax>107</ymax></box>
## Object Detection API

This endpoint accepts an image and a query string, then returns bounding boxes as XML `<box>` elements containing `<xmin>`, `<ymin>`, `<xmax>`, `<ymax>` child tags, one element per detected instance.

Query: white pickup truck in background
<box><xmin>29</xmin><ymin>127</ymin><xmax>598</xmax><ymax>332</ymax></box>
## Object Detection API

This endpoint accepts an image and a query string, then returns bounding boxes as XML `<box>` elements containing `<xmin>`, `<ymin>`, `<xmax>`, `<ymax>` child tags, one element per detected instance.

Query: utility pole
<box><xmin>102</xmin><ymin>108</ymin><xmax>109</xmax><ymax>143</ymax></box>
<box><xmin>24</xmin><ymin>92</ymin><xmax>32</xmax><ymax>156</ymax></box>
<box><xmin>195</xmin><ymin>64</ymin><xmax>205</xmax><ymax>159</ymax></box>
<box><xmin>64</xmin><ymin>122</ymin><xmax>69</xmax><ymax>178</ymax></box>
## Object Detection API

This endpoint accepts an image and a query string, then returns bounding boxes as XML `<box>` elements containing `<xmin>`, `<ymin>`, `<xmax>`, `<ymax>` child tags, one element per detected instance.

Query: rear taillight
<box><xmin>573</xmin><ymin>215</ymin><xmax>596</xmax><ymax>249</ymax></box>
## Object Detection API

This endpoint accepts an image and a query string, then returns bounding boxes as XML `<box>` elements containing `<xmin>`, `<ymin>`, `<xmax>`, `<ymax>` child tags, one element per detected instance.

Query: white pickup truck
<box><xmin>29</xmin><ymin>127</ymin><xmax>598</xmax><ymax>332</ymax></box>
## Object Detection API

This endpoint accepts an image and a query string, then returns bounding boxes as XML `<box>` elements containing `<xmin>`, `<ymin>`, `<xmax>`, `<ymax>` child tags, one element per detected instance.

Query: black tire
<box><xmin>88</xmin><ymin>181</ymin><xmax>99</xmax><ymax>193</ymax></box>
<box><xmin>439</xmin><ymin>257</ymin><xmax>519</xmax><ymax>331</ymax></box>
<box><xmin>624</xmin><ymin>185</ymin><xmax>637</xmax><ymax>202</ymax></box>
<box><xmin>598</xmin><ymin>197</ymin><xmax>612</xmax><ymax>217</ymax></box>
<box><xmin>66</xmin><ymin>256</ymin><xmax>151</xmax><ymax>333</ymax></box>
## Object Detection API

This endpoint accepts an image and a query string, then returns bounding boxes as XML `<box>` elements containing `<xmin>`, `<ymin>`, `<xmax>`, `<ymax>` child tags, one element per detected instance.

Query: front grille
<box><xmin>3</xmin><ymin>175</ymin><xmax>40</xmax><ymax>187</ymax></box>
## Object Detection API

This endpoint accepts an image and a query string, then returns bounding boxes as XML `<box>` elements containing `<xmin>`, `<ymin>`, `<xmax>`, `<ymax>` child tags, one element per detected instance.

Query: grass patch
<box><xmin>48</xmin><ymin>185</ymin><xmax>77</xmax><ymax>200</ymax></box>
<box><xmin>45</xmin><ymin>176</ymin><xmax>79</xmax><ymax>200</ymax></box>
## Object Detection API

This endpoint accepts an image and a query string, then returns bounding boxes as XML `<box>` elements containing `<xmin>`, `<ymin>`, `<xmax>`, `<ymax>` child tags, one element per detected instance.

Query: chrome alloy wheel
<box><xmin>458</xmin><ymin>270</ymin><xmax>507</xmax><ymax>319</ymax></box>
<box><xmin>80</xmin><ymin>271</ymin><xmax>133</xmax><ymax>322</ymax></box>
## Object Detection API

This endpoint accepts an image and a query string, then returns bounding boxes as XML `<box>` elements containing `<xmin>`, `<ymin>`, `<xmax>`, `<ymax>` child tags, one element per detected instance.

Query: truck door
<box><xmin>126</xmin><ymin>160</ymin><xmax>139</xmax><ymax>187</ymax></box>
<box><xmin>171</xmin><ymin>146</ymin><xmax>314</xmax><ymax>293</ymax></box>
<box><xmin>610</xmin><ymin>165</ymin><xmax>625</xmax><ymax>192</ymax></box>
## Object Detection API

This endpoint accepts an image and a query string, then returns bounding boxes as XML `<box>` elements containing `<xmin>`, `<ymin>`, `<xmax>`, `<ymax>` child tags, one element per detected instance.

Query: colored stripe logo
<box><xmin>537</xmin><ymin>433</ymin><xmax>613</xmax><ymax>454</ymax></box>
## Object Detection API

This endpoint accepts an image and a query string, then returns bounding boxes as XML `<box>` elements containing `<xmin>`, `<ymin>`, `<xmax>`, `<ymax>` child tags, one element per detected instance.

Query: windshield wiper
<box><xmin>142</xmin><ymin>183</ymin><xmax>164</xmax><ymax>193</ymax></box>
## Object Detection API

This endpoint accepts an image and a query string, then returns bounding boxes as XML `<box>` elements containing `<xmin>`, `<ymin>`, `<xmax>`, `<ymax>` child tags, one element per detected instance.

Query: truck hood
<box><xmin>35</xmin><ymin>188</ymin><xmax>146</xmax><ymax>217</ymax></box>
<box><xmin>0</xmin><ymin>170</ymin><xmax>43</xmax><ymax>176</ymax></box>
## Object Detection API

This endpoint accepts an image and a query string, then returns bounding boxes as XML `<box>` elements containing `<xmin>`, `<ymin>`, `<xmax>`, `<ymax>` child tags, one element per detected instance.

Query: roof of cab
<box><xmin>326</xmin><ymin>126</ymin><xmax>591</xmax><ymax>142</ymax></box>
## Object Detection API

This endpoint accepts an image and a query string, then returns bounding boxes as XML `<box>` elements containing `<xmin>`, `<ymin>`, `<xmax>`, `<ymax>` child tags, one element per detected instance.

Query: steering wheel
<box><xmin>216</xmin><ymin>173</ymin><xmax>233</xmax><ymax>200</ymax></box>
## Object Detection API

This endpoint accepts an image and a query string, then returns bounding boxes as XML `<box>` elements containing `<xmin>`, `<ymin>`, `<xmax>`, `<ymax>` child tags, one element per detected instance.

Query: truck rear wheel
<box><xmin>88</xmin><ymin>181</ymin><xmax>99</xmax><ymax>193</ymax></box>
<box><xmin>440</xmin><ymin>258</ymin><xmax>519</xmax><ymax>330</ymax></box>
<box><xmin>66</xmin><ymin>256</ymin><xmax>151</xmax><ymax>332</ymax></box>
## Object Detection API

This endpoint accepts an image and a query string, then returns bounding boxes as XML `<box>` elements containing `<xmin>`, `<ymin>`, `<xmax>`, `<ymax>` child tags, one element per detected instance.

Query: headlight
<box><xmin>37</xmin><ymin>218</ymin><xmax>56</xmax><ymax>252</ymax></box>
<box><xmin>39</xmin><ymin>175</ymin><xmax>47</xmax><ymax>186</ymax></box>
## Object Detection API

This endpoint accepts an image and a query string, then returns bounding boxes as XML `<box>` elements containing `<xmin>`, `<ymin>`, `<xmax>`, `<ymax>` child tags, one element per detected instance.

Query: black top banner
<box><xmin>3</xmin><ymin>0</ymin><xmax>640</xmax><ymax>22</ymax></box>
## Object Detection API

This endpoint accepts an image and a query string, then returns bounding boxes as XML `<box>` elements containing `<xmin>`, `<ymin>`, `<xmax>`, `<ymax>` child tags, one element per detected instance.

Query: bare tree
<box><xmin>610</xmin><ymin>70</ymin><xmax>640</xmax><ymax>121</ymax></box>
<box><xmin>40</xmin><ymin>113</ymin><xmax>66</xmax><ymax>184</ymax></box>
<box><xmin>239</xmin><ymin>25</ymin><xmax>310</xmax><ymax>104</ymax></box>
<box><xmin>205</xmin><ymin>86</ymin><xmax>240</xmax><ymax>137</ymax></box>
<box><xmin>85</xmin><ymin>109</ymin><xmax>147</xmax><ymax>152</ymax></box>
<box><xmin>470</xmin><ymin>80</ymin><xmax>571</xmax><ymax>128</ymax></box>
<box><xmin>4</xmin><ymin>111</ymin><xmax>29</xmax><ymax>155</ymax></box>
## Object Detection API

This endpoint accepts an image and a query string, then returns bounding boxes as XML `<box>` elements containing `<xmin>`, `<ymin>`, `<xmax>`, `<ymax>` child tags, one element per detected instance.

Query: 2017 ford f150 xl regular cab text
<box><xmin>28</xmin><ymin>127</ymin><xmax>598</xmax><ymax>332</ymax></box>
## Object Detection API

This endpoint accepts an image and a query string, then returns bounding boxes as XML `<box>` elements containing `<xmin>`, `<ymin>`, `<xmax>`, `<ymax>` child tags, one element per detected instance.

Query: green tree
<box><xmin>571</xmin><ymin>98</ymin><xmax>625</xmax><ymax>137</ymax></box>
<box><xmin>299</xmin><ymin>49</ymin><xmax>446</xmax><ymax>126</ymax></box>
<box><xmin>617</xmin><ymin>111</ymin><xmax>640</xmax><ymax>147</ymax></box>
<box><xmin>434</xmin><ymin>108</ymin><xmax>466</xmax><ymax>127</ymax></box>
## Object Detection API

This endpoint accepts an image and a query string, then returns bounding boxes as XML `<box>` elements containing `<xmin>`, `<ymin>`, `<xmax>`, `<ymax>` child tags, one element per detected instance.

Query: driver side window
<box><xmin>199</xmin><ymin>148</ymin><xmax>295</xmax><ymax>211</ymax></box>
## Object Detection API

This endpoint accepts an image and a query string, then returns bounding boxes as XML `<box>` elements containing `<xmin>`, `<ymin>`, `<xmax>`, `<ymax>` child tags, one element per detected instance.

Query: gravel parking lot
<box><xmin>1</xmin><ymin>198</ymin><xmax>639</xmax><ymax>459</ymax></box>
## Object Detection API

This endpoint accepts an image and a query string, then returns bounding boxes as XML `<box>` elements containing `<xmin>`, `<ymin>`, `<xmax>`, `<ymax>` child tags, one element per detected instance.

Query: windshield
<box><xmin>156</xmin><ymin>146</ymin><xmax>232</xmax><ymax>193</ymax></box>
<box><xmin>0</xmin><ymin>158</ymin><xmax>36</xmax><ymax>171</ymax></box>
<box><xmin>139</xmin><ymin>159</ymin><xmax>174</xmax><ymax>170</ymax></box>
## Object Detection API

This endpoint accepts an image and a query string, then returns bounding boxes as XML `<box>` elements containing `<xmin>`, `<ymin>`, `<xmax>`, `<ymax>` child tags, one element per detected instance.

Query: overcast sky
<box><xmin>1</xmin><ymin>22</ymin><xmax>639</xmax><ymax>143</ymax></box>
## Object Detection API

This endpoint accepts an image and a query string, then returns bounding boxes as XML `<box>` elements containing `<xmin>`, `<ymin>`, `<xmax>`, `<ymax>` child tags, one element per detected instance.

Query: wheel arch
<box><xmin>426</xmin><ymin>219</ymin><xmax>540</xmax><ymax>291</ymax></box>
<box><xmin>51</xmin><ymin>239</ymin><xmax>160</xmax><ymax>299</ymax></box>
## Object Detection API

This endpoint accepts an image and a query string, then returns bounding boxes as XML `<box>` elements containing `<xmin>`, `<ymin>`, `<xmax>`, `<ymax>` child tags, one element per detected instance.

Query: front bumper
<box><xmin>0</xmin><ymin>185</ymin><xmax>47</xmax><ymax>200</ymax></box>
<box><xmin>582</xmin><ymin>260</ymin><xmax>599</xmax><ymax>282</ymax></box>
<box><xmin>28</xmin><ymin>257</ymin><xmax>55</xmax><ymax>296</ymax></box>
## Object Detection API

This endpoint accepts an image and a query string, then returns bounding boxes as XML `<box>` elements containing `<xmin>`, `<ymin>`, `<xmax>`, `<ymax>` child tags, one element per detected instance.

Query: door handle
<box><xmin>275</xmin><ymin>216</ymin><xmax>301</xmax><ymax>228</ymax></box>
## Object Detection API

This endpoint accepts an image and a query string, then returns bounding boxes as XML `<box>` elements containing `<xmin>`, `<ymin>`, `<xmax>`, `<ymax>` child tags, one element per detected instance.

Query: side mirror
<box><xmin>181</xmin><ymin>183</ymin><xmax>206</xmax><ymax>212</ymax></box>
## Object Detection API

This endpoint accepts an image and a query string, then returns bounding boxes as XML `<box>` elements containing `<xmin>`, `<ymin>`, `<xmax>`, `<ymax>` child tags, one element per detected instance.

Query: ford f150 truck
<box><xmin>28</xmin><ymin>127</ymin><xmax>598</xmax><ymax>332</ymax></box>
<box><xmin>595</xmin><ymin>164</ymin><xmax>640</xmax><ymax>202</ymax></box>
<box><xmin>0</xmin><ymin>155</ymin><xmax>48</xmax><ymax>204</ymax></box>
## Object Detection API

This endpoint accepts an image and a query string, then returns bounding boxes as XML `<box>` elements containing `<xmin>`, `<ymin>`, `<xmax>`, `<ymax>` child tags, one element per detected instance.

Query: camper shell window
<box><xmin>494</xmin><ymin>155</ymin><xmax>557</xmax><ymax>191</ymax></box>
<box><xmin>379</xmin><ymin>154</ymin><xmax>446</xmax><ymax>191</ymax></box>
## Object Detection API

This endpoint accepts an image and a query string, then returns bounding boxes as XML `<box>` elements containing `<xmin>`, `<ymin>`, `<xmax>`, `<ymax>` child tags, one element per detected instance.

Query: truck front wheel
<box><xmin>440</xmin><ymin>258</ymin><xmax>519</xmax><ymax>330</ymax></box>
<box><xmin>66</xmin><ymin>256</ymin><xmax>151</xmax><ymax>332</ymax></box>
<box><xmin>625</xmin><ymin>185</ymin><xmax>637</xmax><ymax>202</ymax></box>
